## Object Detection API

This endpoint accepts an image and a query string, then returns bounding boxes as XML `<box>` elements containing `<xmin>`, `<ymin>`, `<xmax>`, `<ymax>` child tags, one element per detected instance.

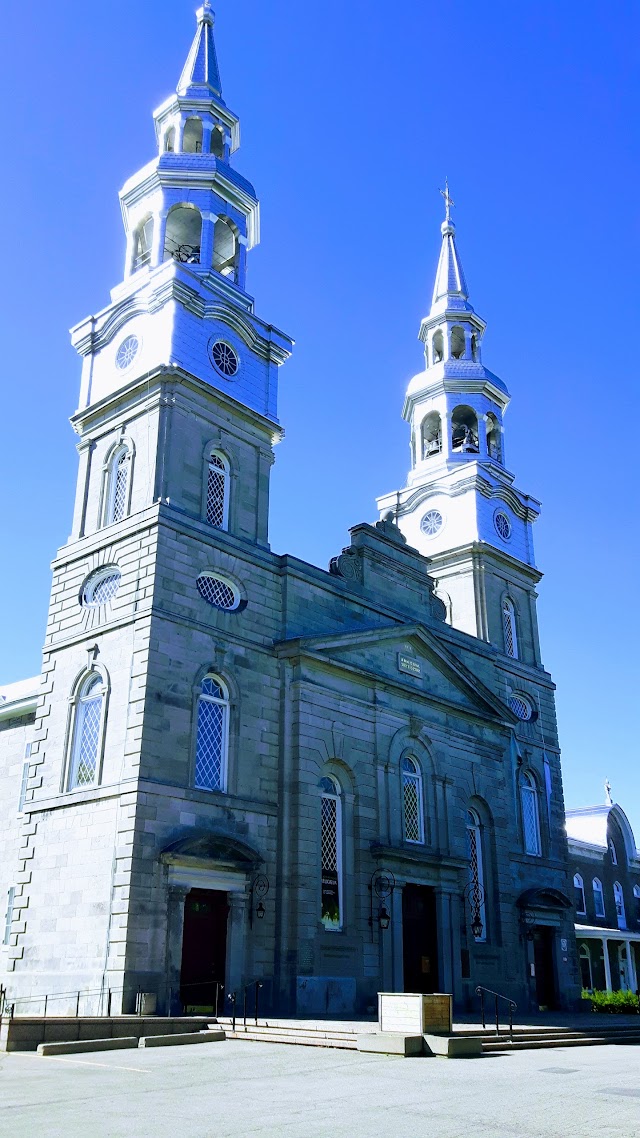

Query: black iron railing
<box><xmin>475</xmin><ymin>985</ymin><xmax>517</xmax><ymax>1039</ymax></box>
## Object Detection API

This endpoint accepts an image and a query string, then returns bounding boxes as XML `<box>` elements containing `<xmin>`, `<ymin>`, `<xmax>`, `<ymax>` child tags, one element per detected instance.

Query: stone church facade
<box><xmin>0</xmin><ymin>5</ymin><xmax>580</xmax><ymax>1018</ymax></box>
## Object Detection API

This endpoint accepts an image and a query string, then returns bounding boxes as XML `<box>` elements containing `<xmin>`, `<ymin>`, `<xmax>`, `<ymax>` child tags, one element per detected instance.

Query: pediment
<box><xmin>277</xmin><ymin>624</ymin><xmax>516</xmax><ymax>724</ymax></box>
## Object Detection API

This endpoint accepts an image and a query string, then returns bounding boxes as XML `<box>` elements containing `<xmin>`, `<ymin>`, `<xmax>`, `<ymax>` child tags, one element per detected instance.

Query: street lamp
<box><xmin>378</xmin><ymin>905</ymin><xmax>391</xmax><ymax>931</ymax></box>
<box><xmin>256</xmin><ymin>900</ymin><xmax>266</xmax><ymax>920</ymax></box>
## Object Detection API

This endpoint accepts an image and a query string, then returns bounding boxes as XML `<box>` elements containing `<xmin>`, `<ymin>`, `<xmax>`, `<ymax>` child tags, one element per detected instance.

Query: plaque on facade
<box><xmin>398</xmin><ymin>653</ymin><xmax>422</xmax><ymax>678</ymax></box>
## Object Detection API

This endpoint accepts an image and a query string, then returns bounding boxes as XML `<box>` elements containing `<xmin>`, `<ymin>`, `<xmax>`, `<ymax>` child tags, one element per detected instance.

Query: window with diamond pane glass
<box><xmin>206</xmin><ymin>453</ymin><xmax>228</xmax><ymax>529</ymax></box>
<box><xmin>402</xmin><ymin>756</ymin><xmax>424</xmax><ymax>844</ymax></box>
<box><xmin>195</xmin><ymin>675</ymin><xmax>228</xmax><ymax>792</ymax></box>
<box><xmin>320</xmin><ymin>777</ymin><xmax>342</xmax><ymax>930</ymax></box>
<box><xmin>68</xmin><ymin>676</ymin><xmax>103</xmax><ymax>789</ymax></box>
<box><xmin>104</xmin><ymin>447</ymin><xmax>131</xmax><ymax>526</ymax></box>
<box><xmin>196</xmin><ymin>573</ymin><xmax>238</xmax><ymax>610</ymax></box>
<box><xmin>502</xmin><ymin>597</ymin><xmax>517</xmax><ymax>658</ymax></box>
<box><xmin>466</xmin><ymin>810</ymin><xmax>487</xmax><ymax>941</ymax></box>
<box><xmin>520</xmin><ymin>774</ymin><xmax>541</xmax><ymax>856</ymax></box>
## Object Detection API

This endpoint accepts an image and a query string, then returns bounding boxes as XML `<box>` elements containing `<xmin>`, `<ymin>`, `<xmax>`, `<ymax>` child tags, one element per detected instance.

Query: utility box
<box><xmin>378</xmin><ymin>993</ymin><xmax>452</xmax><ymax>1035</ymax></box>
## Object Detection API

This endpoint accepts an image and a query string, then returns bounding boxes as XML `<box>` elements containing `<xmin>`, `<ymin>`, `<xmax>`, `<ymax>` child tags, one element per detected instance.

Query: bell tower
<box><xmin>378</xmin><ymin>188</ymin><xmax>543</xmax><ymax>666</ymax></box>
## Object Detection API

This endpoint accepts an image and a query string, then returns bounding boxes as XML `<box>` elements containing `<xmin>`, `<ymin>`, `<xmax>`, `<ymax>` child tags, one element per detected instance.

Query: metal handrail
<box><xmin>475</xmin><ymin>985</ymin><xmax>517</xmax><ymax>1039</ymax></box>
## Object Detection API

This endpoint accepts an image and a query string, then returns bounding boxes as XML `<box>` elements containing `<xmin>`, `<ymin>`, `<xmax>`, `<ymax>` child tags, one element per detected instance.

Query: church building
<box><xmin>0</xmin><ymin>5</ymin><xmax>580</xmax><ymax>1018</ymax></box>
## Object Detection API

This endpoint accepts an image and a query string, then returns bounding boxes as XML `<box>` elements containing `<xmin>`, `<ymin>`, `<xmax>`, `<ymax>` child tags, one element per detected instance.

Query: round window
<box><xmin>209</xmin><ymin>340</ymin><xmax>239</xmax><ymax>378</ymax></box>
<box><xmin>82</xmin><ymin>567</ymin><xmax>121</xmax><ymax>608</ymax></box>
<box><xmin>420</xmin><ymin>509</ymin><xmax>444</xmax><ymax>537</ymax></box>
<box><xmin>115</xmin><ymin>335</ymin><xmax>140</xmax><ymax>371</ymax></box>
<box><xmin>494</xmin><ymin>510</ymin><xmax>512</xmax><ymax>541</ymax></box>
<box><xmin>509</xmin><ymin>694</ymin><xmax>533</xmax><ymax>721</ymax></box>
<box><xmin>196</xmin><ymin>572</ymin><xmax>240</xmax><ymax>610</ymax></box>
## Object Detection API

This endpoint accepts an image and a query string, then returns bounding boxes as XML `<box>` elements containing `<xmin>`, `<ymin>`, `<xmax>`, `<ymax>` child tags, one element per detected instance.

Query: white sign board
<box><xmin>378</xmin><ymin>993</ymin><xmax>425</xmax><ymax>1034</ymax></box>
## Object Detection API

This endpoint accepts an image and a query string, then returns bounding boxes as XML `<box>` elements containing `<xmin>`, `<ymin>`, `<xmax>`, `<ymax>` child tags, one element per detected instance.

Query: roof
<box><xmin>566</xmin><ymin>803</ymin><xmax>639</xmax><ymax>861</ymax></box>
<box><xmin>177</xmin><ymin>2</ymin><xmax>223</xmax><ymax>100</ymax></box>
<box><xmin>0</xmin><ymin>676</ymin><xmax>41</xmax><ymax>720</ymax></box>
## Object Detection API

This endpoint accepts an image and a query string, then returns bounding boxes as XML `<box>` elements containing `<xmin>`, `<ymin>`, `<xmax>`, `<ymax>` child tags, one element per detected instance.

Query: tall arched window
<box><xmin>502</xmin><ymin>597</ymin><xmax>518</xmax><ymax>659</ymax></box>
<box><xmin>486</xmin><ymin>413</ymin><xmax>502</xmax><ymax>462</ymax></box>
<box><xmin>163</xmin><ymin>125</ymin><xmax>176</xmax><ymax>152</ymax></box>
<box><xmin>451</xmin><ymin>405</ymin><xmax>479</xmax><ymax>453</ymax></box>
<box><xmin>421</xmin><ymin>412</ymin><xmax>442</xmax><ymax>459</ymax></box>
<box><xmin>450</xmin><ymin>325</ymin><xmax>466</xmax><ymax>359</ymax></box>
<box><xmin>520</xmin><ymin>771</ymin><xmax>541</xmax><ymax>856</ymax></box>
<box><xmin>466</xmin><ymin>809</ymin><xmax>487</xmax><ymax>942</ymax></box>
<box><xmin>579</xmin><ymin>943</ymin><xmax>593</xmax><ymax>989</ymax></box>
<box><xmin>213</xmin><ymin>218</ymin><xmax>237</xmax><ymax>279</ymax></box>
<box><xmin>614</xmin><ymin>881</ymin><xmax>626</xmax><ymax>929</ymax></box>
<box><xmin>183</xmin><ymin>117</ymin><xmax>203</xmax><ymax>153</ymax></box>
<box><xmin>573</xmin><ymin>873</ymin><xmax>586</xmax><ymax>915</ymax></box>
<box><xmin>194</xmin><ymin>675</ymin><xmax>229</xmax><ymax>793</ymax></box>
<box><xmin>432</xmin><ymin>329</ymin><xmax>444</xmax><ymax>363</ymax></box>
<box><xmin>103</xmin><ymin>445</ymin><xmax>132</xmax><ymax>526</ymax></box>
<box><xmin>164</xmin><ymin>205</ymin><xmax>202</xmax><ymax>264</ymax></box>
<box><xmin>320</xmin><ymin>776</ymin><xmax>342</xmax><ymax>931</ymax></box>
<box><xmin>634</xmin><ymin>884</ymin><xmax>640</xmax><ymax>920</ymax></box>
<box><xmin>133</xmin><ymin>216</ymin><xmax>154</xmax><ymax>271</ymax></box>
<box><xmin>608</xmin><ymin>839</ymin><xmax>618</xmax><ymax>865</ymax></box>
<box><xmin>593</xmin><ymin>878</ymin><xmax>605</xmax><ymax>918</ymax></box>
<box><xmin>68</xmin><ymin>674</ymin><xmax>105</xmax><ymax>790</ymax></box>
<box><xmin>402</xmin><ymin>756</ymin><xmax>424</xmax><ymax>844</ymax></box>
<box><xmin>205</xmin><ymin>451</ymin><xmax>229</xmax><ymax>529</ymax></box>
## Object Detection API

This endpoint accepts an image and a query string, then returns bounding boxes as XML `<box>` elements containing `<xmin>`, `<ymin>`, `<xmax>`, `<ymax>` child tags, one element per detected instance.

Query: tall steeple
<box><xmin>377</xmin><ymin>193</ymin><xmax>542</xmax><ymax>659</ymax></box>
<box><xmin>178</xmin><ymin>2</ymin><xmax>222</xmax><ymax>99</ymax></box>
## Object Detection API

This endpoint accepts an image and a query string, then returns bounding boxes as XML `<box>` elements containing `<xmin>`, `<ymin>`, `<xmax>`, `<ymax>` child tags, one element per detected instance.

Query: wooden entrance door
<box><xmin>180</xmin><ymin>888</ymin><xmax>228</xmax><ymax>1012</ymax></box>
<box><xmin>402</xmin><ymin>884</ymin><xmax>438</xmax><ymax>993</ymax></box>
<box><xmin>532</xmin><ymin>926</ymin><xmax>556</xmax><ymax>1009</ymax></box>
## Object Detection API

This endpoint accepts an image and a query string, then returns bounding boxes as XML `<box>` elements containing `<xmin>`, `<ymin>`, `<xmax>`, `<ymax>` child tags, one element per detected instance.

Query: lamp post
<box><xmin>369</xmin><ymin>871</ymin><xmax>395</xmax><ymax>940</ymax></box>
<box><xmin>463</xmin><ymin>881</ymin><xmax>485</xmax><ymax>942</ymax></box>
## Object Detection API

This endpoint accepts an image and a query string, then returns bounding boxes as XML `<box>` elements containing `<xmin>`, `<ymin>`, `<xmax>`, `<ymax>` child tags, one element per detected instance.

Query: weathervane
<box><xmin>440</xmin><ymin>179</ymin><xmax>454</xmax><ymax>223</ymax></box>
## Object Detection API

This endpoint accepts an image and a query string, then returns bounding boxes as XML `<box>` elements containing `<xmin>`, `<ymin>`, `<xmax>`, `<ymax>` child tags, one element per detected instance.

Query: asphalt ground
<box><xmin>1</xmin><ymin>1038</ymin><xmax>638</xmax><ymax>1138</ymax></box>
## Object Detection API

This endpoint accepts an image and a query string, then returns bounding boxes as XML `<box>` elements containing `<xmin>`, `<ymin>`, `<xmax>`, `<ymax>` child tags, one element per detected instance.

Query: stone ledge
<box><xmin>139</xmin><ymin>1030</ymin><xmax>225</xmax><ymax>1047</ymax></box>
<box><xmin>357</xmin><ymin>1033</ymin><xmax>423</xmax><ymax>1057</ymax></box>
<box><xmin>37</xmin><ymin>1037</ymin><xmax>138</xmax><ymax>1056</ymax></box>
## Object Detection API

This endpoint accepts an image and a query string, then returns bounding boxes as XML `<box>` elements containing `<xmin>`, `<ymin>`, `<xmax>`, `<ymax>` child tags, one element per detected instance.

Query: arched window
<box><xmin>579</xmin><ymin>943</ymin><xmax>593</xmax><ymax>989</ymax></box>
<box><xmin>451</xmin><ymin>405</ymin><xmax>479</xmax><ymax>453</ymax></box>
<box><xmin>450</xmin><ymin>325</ymin><xmax>466</xmax><ymax>359</ymax></box>
<box><xmin>133</xmin><ymin>216</ymin><xmax>154</xmax><ymax>271</ymax></box>
<box><xmin>320</xmin><ymin>775</ymin><xmax>342</xmax><ymax>931</ymax></box>
<box><xmin>67</xmin><ymin>674</ymin><xmax>105</xmax><ymax>790</ymax></box>
<box><xmin>432</xmin><ymin>329</ymin><xmax>444</xmax><ymax>363</ymax></box>
<box><xmin>103</xmin><ymin>445</ymin><xmax>132</xmax><ymax>526</ymax></box>
<box><xmin>421</xmin><ymin>412</ymin><xmax>442</xmax><ymax>459</ymax></box>
<box><xmin>402</xmin><ymin>756</ymin><xmax>424</xmax><ymax>844</ymax></box>
<box><xmin>573</xmin><ymin>873</ymin><xmax>586</xmax><ymax>915</ymax></box>
<box><xmin>608</xmin><ymin>839</ymin><xmax>618</xmax><ymax>865</ymax></box>
<box><xmin>471</xmin><ymin>333</ymin><xmax>479</xmax><ymax>361</ymax></box>
<box><xmin>634</xmin><ymin>884</ymin><xmax>640</xmax><ymax>920</ymax></box>
<box><xmin>520</xmin><ymin>772</ymin><xmax>541</xmax><ymax>856</ymax></box>
<box><xmin>466</xmin><ymin>809</ymin><xmax>487</xmax><ymax>942</ymax></box>
<box><xmin>593</xmin><ymin>878</ymin><xmax>605</xmax><ymax>918</ymax></box>
<box><xmin>194</xmin><ymin>675</ymin><xmax>229</xmax><ymax>793</ymax></box>
<box><xmin>614</xmin><ymin>881</ymin><xmax>626</xmax><ymax>929</ymax></box>
<box><xmin>210</xmin><ymin>125</ymin><xmax>224</xmax><ymax>157</ymax></box>
<box><xmin>163</xmin><ymin>126</ymin><xmax>176</xmax><ymax>152</ymax></box>
<box><xmin>502</xmin><ymin>597</ymin><xmax>518</xmax><ymax>659</ymax></box>
<box><xmin>486</xmin><ymin>413</ymin><xmax>502</xmax><ymax>462</ymax></box>
<box><xmin>183</xmin><ymin>117</ymin><xmax>203</xmax><ymax>153</ymax></box>
<box><xmin>164</xmin><ymin>205</ymin><xmax>202</xmax><ymax>264</ymax></box>
<box><xmin>213</xmin><ymin>218</ymin><xmax>237</xmax><ymax>280</ymax></box>
<box><xmin>205</xmin><ymin>451</ymin><xmax>230</xmax><ymax>529</ymax></box>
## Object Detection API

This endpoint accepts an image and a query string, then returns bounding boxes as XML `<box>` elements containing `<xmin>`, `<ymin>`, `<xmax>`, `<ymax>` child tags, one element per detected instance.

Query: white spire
<box><xmin>431</xmin><ymin>182</ymin><xmax>469</xmax><ymax>311</ymax></box>
<box><xmin>178</xmin><ymin>2</ymin><xmax>222</xmax><ymax>99</ymax></box>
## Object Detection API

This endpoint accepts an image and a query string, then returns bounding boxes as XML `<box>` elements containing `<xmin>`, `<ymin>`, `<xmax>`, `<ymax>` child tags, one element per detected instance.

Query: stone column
<box><xmin>199</xmin><ymin>212</ymin><xmax>215</xmax><ymax>269</ymax></box>
<box><xmin>625</xmin><ymin>940</ymin><xmax>637</xmax><ymax>991</ymax></box>
<box><xmin>151</xmin><ymin>211</ymin><xmax>167</xmax><ymax>268</ymax></box>
<box><xmin>165</xmin><ymin>885</ymin><xmax>189</xmax><ymax>1015</ymax></box>
<box><xmin>226</xmin><ymin>891</ymin><xmax>250</xmax><ymax>1000</ymax></box>
<box><xmin>390</xmin><ymin>887</ymin><xmax>404</xmax><ymax>992</ymax></box>
<box><xmin>436</xmin><ymin>890</ymin><xmax>455</xmax><ymax>997</ymax></box>
<box><xmin>602</xmin><ymin>938</ymin><xmax>612</xmax><ymax>991</ymax></box>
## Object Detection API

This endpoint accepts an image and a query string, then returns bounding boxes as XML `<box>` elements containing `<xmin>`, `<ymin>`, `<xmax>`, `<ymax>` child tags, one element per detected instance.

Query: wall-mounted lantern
<box><xmin>369</xmin><ymin>870</ymin><xmax>395</xmax><ymax>940</ymax></box>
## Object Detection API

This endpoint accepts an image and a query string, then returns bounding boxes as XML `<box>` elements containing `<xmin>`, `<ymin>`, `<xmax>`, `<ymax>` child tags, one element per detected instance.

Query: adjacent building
<box><xmin>0</xmin><ymin>4</ymin><xmax>580</xmax><ymax>1018</ymax></box>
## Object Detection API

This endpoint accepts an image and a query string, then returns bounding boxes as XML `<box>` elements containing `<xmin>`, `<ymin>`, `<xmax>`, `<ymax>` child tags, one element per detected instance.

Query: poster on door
<box><xmin>321</xmin><ymin>871</ymin><xmax>340</xmax><ymax>929</ymax></box>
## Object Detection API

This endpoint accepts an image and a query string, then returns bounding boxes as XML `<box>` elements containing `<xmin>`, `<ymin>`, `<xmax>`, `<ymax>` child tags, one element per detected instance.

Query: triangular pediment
<box><xmin>277</xmin><ymin>624</ymin><xmax>516</xmax><ymax>724</ymax></box>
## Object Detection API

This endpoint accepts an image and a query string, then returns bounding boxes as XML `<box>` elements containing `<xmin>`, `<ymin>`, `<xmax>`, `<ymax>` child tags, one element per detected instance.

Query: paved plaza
<box><xmin>1</xmin><ymin>1040</ymin><xmax>639</xmax><ymax>1138</ymax></box>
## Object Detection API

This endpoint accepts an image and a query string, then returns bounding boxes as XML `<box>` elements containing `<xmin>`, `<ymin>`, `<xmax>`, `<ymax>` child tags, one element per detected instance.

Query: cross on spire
<box><xmin>440</xmin><ymin>179</ymin><xmax>454</xmax><ymax>223</ymax></box>
<box><xmin>605</xmin><ymin>779</ymin><xmax>613</xmax><ymax>806</ymax></box>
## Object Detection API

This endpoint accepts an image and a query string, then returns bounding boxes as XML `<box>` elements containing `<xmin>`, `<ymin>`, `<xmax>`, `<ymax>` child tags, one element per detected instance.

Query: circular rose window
<box><xmin>420</xmin><ymin>509</ymin><xmax>444</xmax><ymax>537</ymax></box>
<box><xmin>494</xmin><ymin>511</ymin><xmax>512</xmax><ymax>541</ymax></box>
<box><xmin>210</xmin><ymin>340</ymin><xmax>239</xmax><ymax>377</ymax></box>
<box><xmin>115</xmin><ymin>335</ymin><xmax>139</xmax><ymax>371</ymax></box>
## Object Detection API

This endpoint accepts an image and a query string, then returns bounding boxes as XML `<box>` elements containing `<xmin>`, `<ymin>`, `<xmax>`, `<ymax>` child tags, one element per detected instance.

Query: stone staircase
<box><xmin>215</xmin><ymin>1017</ymin><xmax>640</xmax><ymax>1054</ymax></box>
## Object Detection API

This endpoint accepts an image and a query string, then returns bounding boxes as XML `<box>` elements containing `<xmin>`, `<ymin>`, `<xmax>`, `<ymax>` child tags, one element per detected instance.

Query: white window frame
<box><xmin>103</xmin><ymin>444</ymin><xmax>132</xmax><ymax>527</ymax></box>
<box><xmin>320</xmin><ymin>776</ymin><xmax>343</xmax><ymax>932</ymax></box>
<box><xmin>573</xmin><ymin>873</ymin><xmax>586</xmax><ymax>916</ymax></box>
<box><xmin>466</xmin><ymin>809</ymin><xmax>487</xmax><ymax>942</ymax></box>
<box><xmin>520</xmin><ymin>771</ymin><xmax>542</xmax><ymax>857</ymax></box>
<box><xmin>609</xmin><ymin>839</ymin><xmax>618</xmax><ymax>866</ymax></box>
<box><xmin>593</xmin><ymin>877</ymin><xmax>605</xmax><ymax>919</ymax></box>
<box><xmin>579</xmin><ymin>943</ymin><xmax>593</xmax><ymax>989</ymax></box>
<box><xmin>402</xmin><ymin>756</ymin><xmax>425</xmax><ymax>845</ymax></box>
<box><xmin>194</xmin><ymin>674</ymin><xmax>229</xmax><ymax>793</ymax></box>
<box><xmin>614</xmin><ymin>881</ymin><xmax>626</xmax><ymax>930</ymax></box>
<box><xmin>502</xmin><ymin>597</ymin><xmax>518</xmax><ymax>659</ymax></box>
<box><xmin>204</xmin><ymin>450</ymin><xmax>230</xmax><ymax>530</ymax></box>
<box><xmin>66</xmin><ymin>672</ymin><xmax>107</xmax><ymax>792</ymax></box>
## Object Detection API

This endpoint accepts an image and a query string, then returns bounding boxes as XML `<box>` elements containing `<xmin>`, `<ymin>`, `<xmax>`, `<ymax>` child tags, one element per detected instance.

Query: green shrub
<box><xmin>582</xmin><ymin>988</ymin><xmax>639</xmax><ymax>1014</ymax></box>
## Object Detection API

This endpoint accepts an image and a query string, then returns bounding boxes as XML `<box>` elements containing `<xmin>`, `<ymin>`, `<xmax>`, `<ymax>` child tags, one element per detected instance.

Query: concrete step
<box><xmin>224</xmin><ymin>1029</ymin><xmax>358</xmax><ymax>1049</ymax></box>
<box><xmin>484</xmin><ymin>1033</ymin><xmax>640</xmax><ymax>1053</ymax></box>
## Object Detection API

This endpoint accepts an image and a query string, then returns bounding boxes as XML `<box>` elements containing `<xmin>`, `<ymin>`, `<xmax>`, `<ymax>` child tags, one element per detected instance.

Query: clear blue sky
<box><xmin>1</xmin><ymin>1</ymin><xmax>639</xmax><ymax>832</ymax></box>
